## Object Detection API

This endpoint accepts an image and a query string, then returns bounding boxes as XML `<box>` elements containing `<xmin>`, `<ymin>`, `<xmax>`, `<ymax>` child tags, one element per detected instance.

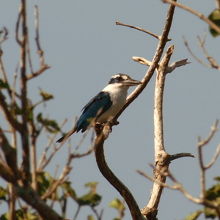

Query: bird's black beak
<box><xmin>122</xmin><ymin>78</ymin><xmax>142</xmax><ymax>86</ymax></box>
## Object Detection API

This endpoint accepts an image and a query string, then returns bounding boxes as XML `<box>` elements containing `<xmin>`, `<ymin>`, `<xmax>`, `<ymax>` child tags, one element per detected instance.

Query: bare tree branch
<box><xmin>169</xmin><ymin>152</ymin><xmax>194</xmax><ymax>161</ymax></box>
<box><xmin>163</xmin><ymin>0</ymin><xmax>220</xmax><ymax>35</ymax></box>
<box><xmin>141</xmin><ymin>46</ymin><xmax>174</xmax><ymax>219</ymax></box>
<box><xmin>216</xmin><ymin>0</ymin><xmax>220</xmax><ymax>9</ymax></box>
<box><xmin>19</xmin><ymin>0</ymin><xmax>30</xmax><ymax>182</ymax></box>
<box><xmin>116</xmin><ymin>21</ymin><xmax>163</xmax><ymax>40</ymax></box>
<box><xmin>197</xmin><ymin>35</ymin><xmax>220</xmax><ymax>70</ymax></box>
<box><xmin>198</xmin><ymin>120</ymin><xmax>219</xmax><ymax>148</ymax></box>
<box><xmin>132</xmin><ymin>56</ymin><xmax>190</xmax><ymax>73</ymax></box>
<box><xmin>114</xmin><ymin>0</ymin><xmax>177</xmax><ymax>123</ymax></box>
<box><xmin>94</xmin><ymin>126</ymin><xmax>144</xmax><ymax>220</ymax></box>
<box><xmin>138</xmin><ymin>165</ymin><xmax>220</xmax><ymax>217</ymax></box>
<box><xmin>183</xmin><ymin>36</ymin><xmax>210</xmax><ymax>68</ymax></box>
<box><xmin>197</xmin><ymin>120</ymin><xmax>219</xmax><ymax>199</ymax></box>
<box><xmin>205</xmin><ymin>144</ymin><xmax>220</xmax><ymax>169</ymax></box>
<box><xmin>166</xmin><ymin>58</ymin><xmax>190</xmax><ymax>73</ymax></box>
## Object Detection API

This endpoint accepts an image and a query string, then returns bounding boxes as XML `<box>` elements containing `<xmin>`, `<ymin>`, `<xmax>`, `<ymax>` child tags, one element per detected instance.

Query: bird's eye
<box><xmin>116</xmin><ymin>76</ymin><xmax>123</xmax><ymax>81</ymax></box>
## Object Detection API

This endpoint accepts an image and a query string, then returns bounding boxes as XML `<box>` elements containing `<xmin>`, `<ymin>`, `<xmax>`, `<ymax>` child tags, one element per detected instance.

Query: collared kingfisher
<box><xmin>56</xmin><ymin>73</ymin><xmax>141</xmax><ymax>143</ymax></box>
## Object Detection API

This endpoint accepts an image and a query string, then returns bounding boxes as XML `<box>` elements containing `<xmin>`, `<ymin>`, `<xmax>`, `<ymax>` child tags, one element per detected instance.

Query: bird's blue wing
<box><xmin>76</xmin><ymin>92</ymin><xmax>112</xmax><ymax>132</ymax></box>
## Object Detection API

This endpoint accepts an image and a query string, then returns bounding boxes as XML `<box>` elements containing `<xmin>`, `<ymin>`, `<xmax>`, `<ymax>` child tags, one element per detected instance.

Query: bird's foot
<box><xmin>110</xmin><ymin>120</ymin><xmax>119</xmax><ymax>126</ymax></box>
<box><xmin>95</xmin><ymin>122</ymin><xmax>104</xmax><ymax>135</ymax></box>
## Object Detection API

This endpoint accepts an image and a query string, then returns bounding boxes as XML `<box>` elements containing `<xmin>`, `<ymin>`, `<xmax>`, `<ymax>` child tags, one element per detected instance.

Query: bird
<box><xmin>56</xmin><ymin>73</ymin><xmax>141</xmax><ymax>143</ymax></box>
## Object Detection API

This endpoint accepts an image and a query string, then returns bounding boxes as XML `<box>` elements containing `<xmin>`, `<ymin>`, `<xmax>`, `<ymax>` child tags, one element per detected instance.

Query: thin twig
<box><xmin>197</xmin><ymin>120</ymin><xmax>219</xmax><ymax>199</ymax></box>
<box><xmin>73</xmin><ymin>205</ymin><xmax>81</xmax><ymax>220</ymax></box>
<box><xmin>205</xmin><ymin>144</ymin><xmax>220</xmax><ymax>169</ymax></box>
<box><xmin>26</xmin><ymin>64</ymin><xmax>50</xmax><ymax>80</ymax></box>
<box><xmin>15</xmin><ymin>7</ymin><xmax>22</xmax><ymax>46</ymax></box>
<box><xmin>116</xmin><ymin>21</ymin><xmax>163</xmax><ymax>40</ymax></box>
<box><xmin>166</xmin><ymin>58</ymin><xmax>190</xmax><ymax>73</ymax></box>
<box><xmin>41</xmin><ymin>166</ymin><xmax>71</xmax><ymax>200</ymax></box>
<box><xmin>183</xmin><ymin>36</ymin><xmax>210</xmax><ymax>68</ymax></box>
<box><xmin>138</xmin><ymin>166</ymin><xmax>220</xmax><ymax>216</ymax></box>
<box><xmin>25</xmin><ymin>5</ymin><xmax>50</xmax><ymax>80</ymax></box>
<box><xmin>37</xmin><ymin>119</ymin><xmax>67</xmax><ymax>171</ymax></box>
<box><xmin>197</xmin><ymin>35</ymin><xmax>220</xmax><ymax>70</ymax></box>
<box><xmin>198</xmin><ymin>120</ymin><xmax>219</xmax><ymax>148</ymax></box>
<box><xmin>169</xmin><ymin>153</ymin><xmax>194</xmax><ymax>161</ymax></box>
<box><xmin>34</xmin><ymin>5</ymin><xmax>45</xmax><ymax>66</ymax></box>
<box><xmin>132</xmin><ymin>56</ymin><xmax>190</xmax><ymax>73</ymax></box>
<box><xmin>0</xmin><ymin>27</ymin><xmax>8</xmax><ymax>44</ymax></box>
<box><xmin>163</xmin><ymin>0</ymin><xmax>220</xmax><ymax>35</ymax></box>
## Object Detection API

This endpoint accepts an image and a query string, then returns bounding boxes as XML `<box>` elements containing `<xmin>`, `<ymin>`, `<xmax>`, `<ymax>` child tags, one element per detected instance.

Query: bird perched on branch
<box><xmin>56</xmin><ymin>73</ymin><xmax>141</xmax><ymax>143</ymax></box>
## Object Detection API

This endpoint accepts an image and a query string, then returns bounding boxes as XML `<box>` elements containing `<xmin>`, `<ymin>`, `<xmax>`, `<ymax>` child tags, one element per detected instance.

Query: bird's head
<box><xmin>108</xmin><ymin>74</ymin><xmax>142</xmax><ymax>87</ymax></box>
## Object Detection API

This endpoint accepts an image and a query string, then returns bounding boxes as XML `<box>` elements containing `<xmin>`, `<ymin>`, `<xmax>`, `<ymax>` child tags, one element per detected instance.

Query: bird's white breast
<box><xmin>97</xmin><ymin>84</ymin><xmax>128</xmax><ymax>122</ymax></box>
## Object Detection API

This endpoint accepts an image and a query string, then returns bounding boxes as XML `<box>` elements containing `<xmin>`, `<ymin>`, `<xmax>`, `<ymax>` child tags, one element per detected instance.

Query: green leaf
<box><xmin>61</xmin><ymin>181</ymin><xmax>77</xmax><ymax>200</ymax></box>
<box><xmin>184</xmin><ymin>210</ymin><xmax>202</xmax><ymax>220</ymax></box>
<box><xmin>37</xmin><ymin>171</ymin><xmax>53</xmax><ymax>196</ymax></box>
<box><xmin>214</xmin><ymin>176</ymin><xmax>220</xmax><ymax>182</ymax></box>
<box><xmin>205</xmin><ymin>183</ymin><xmax>220</xmax><ymax>201</ymax></box>
<box><xmin>0</xmin><ymin>79</ymin><xmax>9</xmax><ymax>89</ymax></box>
<box><xmin>87</xmin><ymin>215</ymin><xmax>95</xmax><ymax>220</ymax></box>
<box><xmin>39</xmin><ymin>89</ymin><xmax>54</xmax><ymax>101</ymax></box>
<box><xmin>204</xmin><ymin>207</ymin><xmax>217</xmax><ymax>219</ymax></box>
<box><xmin>0</xmin><ymin>213</ymin><xmax>7</xmax><ymax>220</ymax></box>
<box><xmin>208</xmin><ymin>9</ymin><xmax>220</xmax><ymax>37</ymax></box>
<box><xmin>0</xmin><ymin>209</ymin><xmax>38</xmax><ymax>220</ymax></box>
<box><xmin>37</xmin><ymin>113</ymin><xmax>60</xmax><ymax>133</ymax></box>
<box><xmin>109</xmin><ymin>198</ymin><xmax>125</xmax><ymax>213</ymax></box>
<box><xmin>85</xmin><ymin>182</ymin><xmax>99</xmax><ymax>192</ymax></box>
<box><xmin>0</xmin><ymin>186</ymin><xmax>7</xmax><ymax>201</ymax></box>
<box><xmin>203</xmin><ymin>182</ymin><xmax>220</xmax><ymax>219</ymax></box>
<box><xmin>77</xmin><ymin>192</ymin><xmax>101</xmax><ymax>207</ymax></box>
<box><xmin>77</xmin><ymin>182</ymin><xmax>101</xmax><ymax>207</ymax></box>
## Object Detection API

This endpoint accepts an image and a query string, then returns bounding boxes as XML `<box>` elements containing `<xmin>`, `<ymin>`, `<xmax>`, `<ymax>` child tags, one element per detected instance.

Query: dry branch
<box><xmin>197</xmin><ymin>36</ymin><xmax>220</xmax><ymax>70</ymax></box>
<box><xmin>94</xmin><ymin>127</ymin><xmax>144</xmax><ymax>220</ymax></box>
<box><xmin>114</xmin><ymin>1</ymin><xmax>177</xmax><ymax>123</ymax></box>
<box><xmin>19</xmin><ymin>0</ymin><xmax>30</xmax><ymax>181</ymax></box>
<box><xmin>183</xmin><ymin>37</ymin><xmax>210</xmax><ymax>68</ymax></box>
<box><xmin>132</xmin><ymin>56</ymin><xmax>190</xmax><ymax>73</ymax></box>
<box><xmin>116</xmin><ymin>21</ymin><xmax>162</xmax><ymax>40</ymax></box>
<box><xmin>163</xmin><ymin>0</ymin><xmax>220</xmax><ymax>35</ymax></box>
<box><xmin>141</xmin><ymin>46</ymin><xmax>174</xmax><ymax>219</ymax></box>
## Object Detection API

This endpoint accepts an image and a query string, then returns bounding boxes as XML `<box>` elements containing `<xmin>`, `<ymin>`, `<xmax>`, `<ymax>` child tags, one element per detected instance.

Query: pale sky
<box><xmin>0</xmin><ymin>1</ymin><xmax>220</xmax><ymax>219</ymax></box>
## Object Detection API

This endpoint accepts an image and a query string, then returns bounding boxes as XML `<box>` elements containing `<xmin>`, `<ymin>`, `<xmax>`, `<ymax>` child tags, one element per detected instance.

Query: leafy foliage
<box><xmin>0</xmin><ymin>186</ymin><xmax>7</xmax><ymax>201</ymax></box>
<box><xmin>204</xmin><ymin>179</ymin><xmax>220</xmax><ymax>219</ymax></box>
<box><xmin>184</xmin><ymin>177</ymin><xmax>220</xmax><ymax>219</ymax></box>
<box><xmin>0</xmin><ymin>79</ymin><xmax>9</xmax><ymax>89</ymax></box>
<box><xmin>208</xmin><ymin>9</ymin><xmax>220</xmax><ymax>37</ymax></box>
<box><xmin>0</xmin><ymin>209</ymin><xmax>38</xmax><ymax>220</ymax></box>
<box><xmin>87</xmin><ymin>215</ymin><xmax>96</xmax><ymax>220</ymax></box>
<box><xmin>61</xmin><ymin>181</ymin><xmax>77</xmax><ymax>200</ymax></box>
<box><xmin>37</xmin><ymin>171</ymin><xmax>54</xmax><ymax>197</ymax></box>
<box><xmin>76</xmin><ymin>182</ymin><xmax>102</xmax><ymax>207</ymax></box>
<box><xmin>109</xmin><ymin>198</ymin><xmax>125</xmax><ymax>220</ymax></box>
<box><xmin>184</xmin><ymin>210</ymin><xmax>202</xmax><ymax>220</ymax></box>
<box><xmin>39</xmin><ymin>89</ymin><xmax>54</xmax><ymax>101</ymax></box>
<box><xmin>37</xmin><ymin>113</ymin><xmax>60</xmax><ymax>133</ymax></box>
